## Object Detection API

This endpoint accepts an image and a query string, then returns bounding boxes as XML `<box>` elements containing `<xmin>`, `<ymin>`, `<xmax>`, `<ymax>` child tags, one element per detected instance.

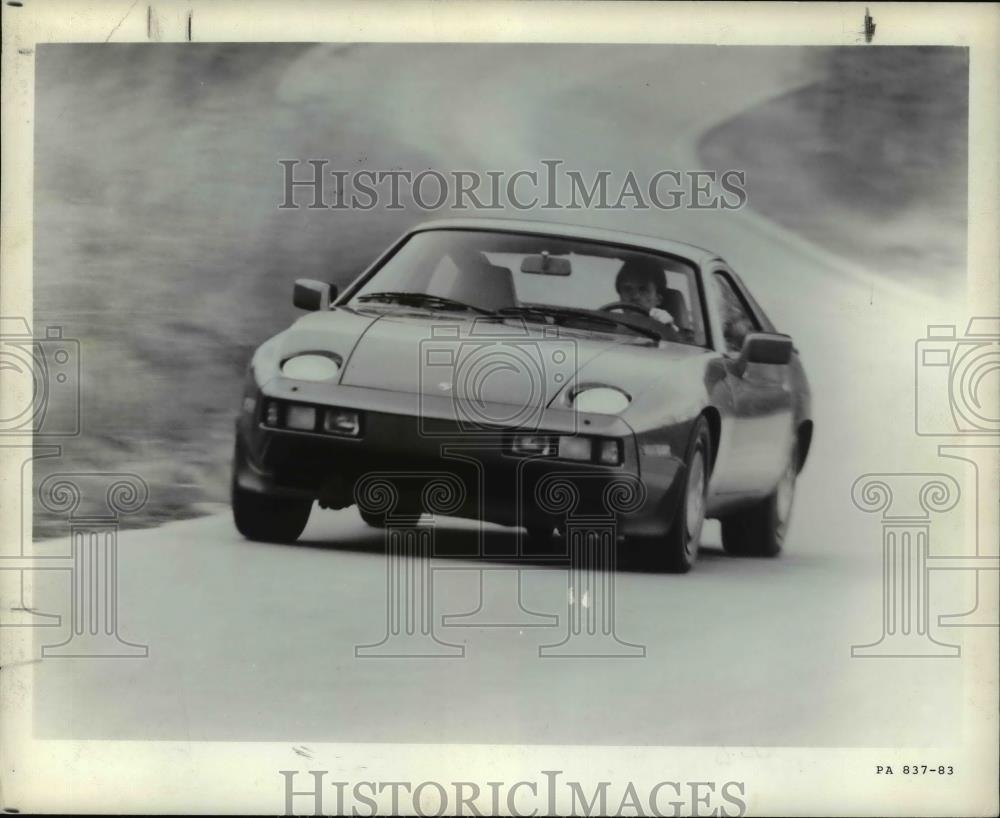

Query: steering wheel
<box><xmin>600</xmin><ymin>301</ymin><xmax>650</xmax><ymax>316</ymax></box>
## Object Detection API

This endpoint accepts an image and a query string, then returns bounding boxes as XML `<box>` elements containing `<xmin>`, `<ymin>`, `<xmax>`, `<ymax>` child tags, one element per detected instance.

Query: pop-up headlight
<box><xmin>573</xmin><ymin>387</ymin><xmax>631</xmax><ymax>415</ymax></box>
<box><xmin>281</xmin><ymin>353</ymin><xmax>341</xmax><ymax>382</ymax></box>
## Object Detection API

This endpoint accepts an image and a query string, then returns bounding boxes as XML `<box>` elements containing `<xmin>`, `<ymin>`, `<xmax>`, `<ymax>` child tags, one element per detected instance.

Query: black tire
<box><xmin>644</xmin><ymin>416</ymin><xmax>712</xmax><ymax>574</ymax></box>
<box><xmin>232</xmin><ymin>481</ymin><xmax>312</xmax><ymax>544</ymax></box>
<box><xmin>721</xmin><ymin>444</ymin><xmax>798</xmax><ymax>558</ymax></box>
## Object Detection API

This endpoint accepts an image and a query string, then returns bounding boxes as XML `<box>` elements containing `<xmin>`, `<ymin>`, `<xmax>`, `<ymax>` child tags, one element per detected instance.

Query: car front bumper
<box><xmin>234</xmin><ymin>377</ymin><xmax>689</xmax><ymax>538</ymax></box>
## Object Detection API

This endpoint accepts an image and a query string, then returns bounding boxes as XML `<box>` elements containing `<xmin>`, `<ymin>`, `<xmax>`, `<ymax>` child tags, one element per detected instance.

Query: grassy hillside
<box><xmin>700</xmin><ymin>47</ymin><xmax>968</xmax><ymax>295</ymax></box>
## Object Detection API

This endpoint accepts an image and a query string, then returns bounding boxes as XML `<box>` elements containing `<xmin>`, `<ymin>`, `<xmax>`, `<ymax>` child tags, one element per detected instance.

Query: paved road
<box><xmin>31</xmin><ymin>45</ymin><xmax>970</xmax><ymax>745</ymax></box>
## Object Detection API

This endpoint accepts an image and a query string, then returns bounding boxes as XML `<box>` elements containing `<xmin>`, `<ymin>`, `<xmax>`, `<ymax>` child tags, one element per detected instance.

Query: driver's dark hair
<box><xmin>615</xmin><ymin>256</ymin><xmax>668</xmax><ymax>302</ymax></box>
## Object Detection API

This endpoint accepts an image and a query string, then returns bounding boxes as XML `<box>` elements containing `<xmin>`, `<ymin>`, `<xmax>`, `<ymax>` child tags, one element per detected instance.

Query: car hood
<box><xmin>273</xmin><ymin>308</ymin><xmax>707</xmax><ymax>409</ymax></box>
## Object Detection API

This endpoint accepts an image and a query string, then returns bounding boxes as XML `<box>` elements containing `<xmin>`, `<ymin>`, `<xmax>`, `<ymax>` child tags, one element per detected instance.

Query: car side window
<box><xmin>713</xmin><ymin>271</ymin><xmax>759</xmax><ymax>353</ymax></box>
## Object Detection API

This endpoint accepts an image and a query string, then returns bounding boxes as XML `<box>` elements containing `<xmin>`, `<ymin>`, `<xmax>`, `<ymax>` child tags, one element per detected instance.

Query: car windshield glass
<box><xmin>348</xmin><ymin>229</ymin><xmax>707</xmax><ymax>347</ymax></box>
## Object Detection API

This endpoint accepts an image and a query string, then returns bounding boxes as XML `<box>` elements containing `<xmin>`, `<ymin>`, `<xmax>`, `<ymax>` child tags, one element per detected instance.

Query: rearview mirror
<box><xmin>293</xmin><ymin>279</ymin><xmax>337</xmax><ymax>311</ymax></box>
<box><xmin>739</xmin><ymin>332</ymin><xmax>794</xmax><ymax>367</ymax></box>
<box><xmin>520</xmin><ymin>253</ymin><xmax>572</xmax><ymax>276</ymax></box>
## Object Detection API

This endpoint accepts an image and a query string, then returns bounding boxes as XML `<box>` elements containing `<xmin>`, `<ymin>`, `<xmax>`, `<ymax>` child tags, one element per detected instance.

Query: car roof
<box><xmin>405</xmin><ymin>218</ymin><xmax>719</xmax><ymax>266</ymax></box>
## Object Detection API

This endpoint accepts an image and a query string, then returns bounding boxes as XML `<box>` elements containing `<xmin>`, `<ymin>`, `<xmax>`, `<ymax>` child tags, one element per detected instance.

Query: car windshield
<box><xmin>348</xmin><ymin>229</ymin><xmax>707</xmax><ymax>347</ymax></box>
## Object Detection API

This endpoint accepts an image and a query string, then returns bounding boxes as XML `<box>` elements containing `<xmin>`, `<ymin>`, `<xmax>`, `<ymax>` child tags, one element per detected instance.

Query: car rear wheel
<box><xmin>232</xmin><ymin>481</ymin><xmax>312</xmax><ymax>544</ymax></box>
<box><xmin>645</xmin><ymin>416</ymin><xmax>711</xmax><ymax>574</ymax></box>
<box><xmin>721</xmin><ymin>443</ymin><xmax>798</xmax><ymax>558</ymax></box>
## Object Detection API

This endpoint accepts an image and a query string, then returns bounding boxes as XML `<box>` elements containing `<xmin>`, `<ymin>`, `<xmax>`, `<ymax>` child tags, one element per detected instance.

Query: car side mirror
<box><xmin>293</xmin><ymin>279</ymin><xmax>337</xmax><ymax>311</ymax></box>
<box><xmin>735</xmin><ymin>332</ymin><xmax>794</xmax><ymax>373</ymax></box>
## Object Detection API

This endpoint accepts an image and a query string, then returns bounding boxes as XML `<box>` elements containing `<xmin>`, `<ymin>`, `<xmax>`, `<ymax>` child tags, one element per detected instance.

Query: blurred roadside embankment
<box><xmin>700</xmin><ymin>47</ymin><xmax>968</xmax><ymax>297</ymax></box>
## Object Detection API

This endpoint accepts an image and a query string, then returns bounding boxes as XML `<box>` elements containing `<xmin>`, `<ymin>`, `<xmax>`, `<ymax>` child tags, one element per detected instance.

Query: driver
<box><xmin>614</xmin><ymin>257</ymin><xmax>677</xmax><ymax>327</ymax></box>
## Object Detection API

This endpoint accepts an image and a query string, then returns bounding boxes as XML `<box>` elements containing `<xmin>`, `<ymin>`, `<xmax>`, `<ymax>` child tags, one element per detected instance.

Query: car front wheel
<box><xmin>644</xmin><ymin>416</ymin><xmax>711</xmax><ymax>574</ymax></box>
<box><xmin>721</xmin><ymin>444</ymin><xmax>798</xmax><ymax>558</ymax></box>
<box><xmin>232</xmin><ymin>481</ymin><xmax>312</xmax><ymax>544</ymax></box>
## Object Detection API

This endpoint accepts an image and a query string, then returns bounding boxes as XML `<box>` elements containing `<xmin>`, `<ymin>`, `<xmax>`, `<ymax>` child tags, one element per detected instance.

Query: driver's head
<box><xmin>615</xmin><ymin>257</ymin><xmax>667</xmax><ymax>312</ymax></box>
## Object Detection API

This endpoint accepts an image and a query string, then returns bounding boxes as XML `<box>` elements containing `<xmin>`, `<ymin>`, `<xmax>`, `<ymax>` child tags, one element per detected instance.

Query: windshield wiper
<box><xmin>356</xmin><ymin>295</ymin><xmax>664</xmax><ymax>342</ymax></box>
<box><xmin>356</xmin><ymin>291</ymin><xmax>493</xmax><ymax>315</ymax></box>
<box><xmin>494</xmin><ymin>305</ymin><xmax>663</xmax><ymax>343</ymax></box>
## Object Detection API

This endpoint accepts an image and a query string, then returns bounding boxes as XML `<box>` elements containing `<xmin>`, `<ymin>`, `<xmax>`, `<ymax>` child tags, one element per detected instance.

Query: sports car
<box><xmin>232</xmin><ymin>218</ymin><xmax>812</xmax><ymax>572</ymax></box>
